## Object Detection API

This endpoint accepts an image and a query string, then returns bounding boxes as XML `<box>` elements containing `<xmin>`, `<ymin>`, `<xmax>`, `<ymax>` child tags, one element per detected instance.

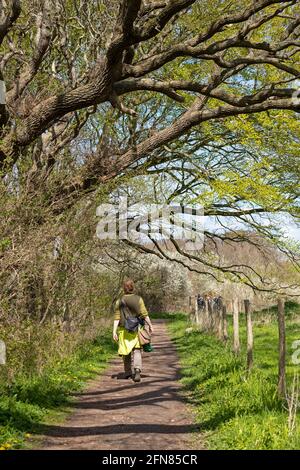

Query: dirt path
<box><xmin>37</xmin><ymin>320</ymin><xmax>202</xmax><ymax>450</ymax></box>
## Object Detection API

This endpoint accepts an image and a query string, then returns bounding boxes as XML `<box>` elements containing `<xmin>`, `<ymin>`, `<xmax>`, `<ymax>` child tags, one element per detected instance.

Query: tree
<box><xmin>1</xmin><ymin>0</ymin><xmax>300</xmax><ymax>196</ymax></box>
<box><xmin>1</xmin><ymin>0</ymin><xmax>300</xmax><ymax>324</ymax></box>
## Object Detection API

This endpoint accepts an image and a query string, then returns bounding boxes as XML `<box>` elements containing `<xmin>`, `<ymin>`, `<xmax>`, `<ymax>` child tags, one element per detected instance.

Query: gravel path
<box><xmin>37</xmin><ymin>320</ymin><xmax>202</xmax><ymax>450</ymax></box>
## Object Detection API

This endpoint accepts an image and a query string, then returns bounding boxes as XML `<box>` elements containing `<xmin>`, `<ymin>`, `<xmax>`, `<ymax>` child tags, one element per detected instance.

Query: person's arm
<box><xmin>144</xmin><ymin>315</ymin><xmax>153</xmax><ymax>333</ymax></box>
<box><xmin>113</xmin><ymin>319</ymin><xmax>119</xmax><ymax>342</ymax></box>
<box><xmin>139</xmin><ymin>298</ymin><xmax>153</xmax><ymax>333</ymax></box>
<box><xmin>113</xmin><ymin>300</ymin><xmax>121</xmax><ymax>342</ymax></box>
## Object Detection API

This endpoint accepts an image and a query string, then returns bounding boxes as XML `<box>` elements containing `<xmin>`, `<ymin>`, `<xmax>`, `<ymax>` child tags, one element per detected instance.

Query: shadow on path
<box><xmin>36</xmin><ymin>320</ymin><xmax>203</xmax><ymax>450</ymax></box>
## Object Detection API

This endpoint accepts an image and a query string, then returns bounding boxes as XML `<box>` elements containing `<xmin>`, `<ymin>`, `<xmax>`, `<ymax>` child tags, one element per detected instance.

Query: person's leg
<box><xmin>123</xmin><ymin>353</ymin><xmax>132</xmax><ymax>378</ymax></box>
<box><xmin>133</xmin><ymin>348</ymin><xmax>142</xmax><ymax>370</ymax></box>
<box><xmin>132</xmin><ymin>348</ymin><xmax>142</xmax><ymax>382</ymax></box>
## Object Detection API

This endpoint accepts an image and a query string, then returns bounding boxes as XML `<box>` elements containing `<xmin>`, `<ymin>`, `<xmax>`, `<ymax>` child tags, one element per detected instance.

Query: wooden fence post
<box><xmin>222</xmin><ymin>305</ymin><xmax>228</xmax><ymax>342</ymax></box>
<box><xmin>208</xmin><ymin>299</ymin><xmax>213</xmax><ymax>332</ymax></box>
<box><xmin>195</xmin><ymin>296</ymin><xmax>199</xmax><ymax>326</ymax></box>
<box><xmin>199</xmin><ymin>305</ymin><xmax>206</xmax><ymax>332</ymax></box>
<box><xmin>0</xmin><ymin>340</ymin><xmax>6</xmax><ymax>365</ymax></box>
<box><xmin>277</xmin><ymin>298</ymin><xmax>286</xmax><ymax>398</ymax></box>
<box><xmin>188</xmin><ymin>296</ymin><xmax>194</xmax><ymax>323</ymax></box>
<box><xmin>244</xmin><ymin>299</ymin><xmax>253</xmax><ymax>370</ymax></box>
<box><xmin>212</xmin><ymin>300</ymin><xmax>217</xmax><ymax>334</ymax></box>
<box><xmin>217</xmin><ymin>298</ymin><xmax>223</xmax><ymax>340</ymax></box>
<box><xmin>233</xmin><ymin>298</ymin><xmax>240</xmax><ymax>354</ymax></box>
<box><xmin>204</xmin><ymin>299</ymin><xmax>209</xmax><ymax>331</ymax></box>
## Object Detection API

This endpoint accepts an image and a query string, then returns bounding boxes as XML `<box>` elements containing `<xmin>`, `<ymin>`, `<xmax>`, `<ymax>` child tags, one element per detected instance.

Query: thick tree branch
<box><xmin>0</xmin><ymin>0</ymin><xmax>299</xmax><ymax>173</ymax></box>
<box><xmin>133</xmin><ymin>0</ymin><xmax>196</xmax><ymax>42</ymax></box>
<box><xmin>7</xmin><ymin>1</ymin><xmax>53</xmax><ymax>105</ymax></box>
<box><xmin>0</xmin><ymin>0</ymin><xmax>21</xmax><ymax>46</ymax></box>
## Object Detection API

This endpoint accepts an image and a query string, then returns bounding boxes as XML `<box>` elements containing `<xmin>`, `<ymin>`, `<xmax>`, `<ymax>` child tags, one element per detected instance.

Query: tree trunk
<box><xmin>244</xmin><ymin>299</ymin><xmax>253</xmax><ymax>371</ymax></box>
<box><xmin>277</xmin><ymin>297</ymin><xmax>286</xmax><ymax>398</ymax></box>
<box><xmin>233</xmin><ymin>298</ymin><xmax>240</xmax><ymax>354</ymax></box>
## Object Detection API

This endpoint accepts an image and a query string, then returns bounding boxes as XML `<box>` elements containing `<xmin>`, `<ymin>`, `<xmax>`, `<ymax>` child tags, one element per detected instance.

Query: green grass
<box><xmin>0</xmin><ymin>329</ymin><xmax>116</xmax><ymax>450</ymax></box>
<box><xmin>251</xmin><ymin>301</ymin><xmax>300</xmax><ymax>323</ymax></box>
<box><xmin>150</xmin><ymin>311</ymin><xmax>186</xmax><ymax>319</ymax></box>
<box><xmin>167</xmin><ymin>311</ymin><xmax>300</xmax><ymax>450</ymax></box>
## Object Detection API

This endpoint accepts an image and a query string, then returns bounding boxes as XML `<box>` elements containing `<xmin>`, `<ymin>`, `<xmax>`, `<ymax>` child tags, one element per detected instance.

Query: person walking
<box><xmin>113</xmin><ymin>279</ymin><xmax>153</xmax><ymax>382</ymax></box>
<box><xmin>197</xmin><ymin>294</ymin><xmax>205</xmax><ymax>311</ymax></box>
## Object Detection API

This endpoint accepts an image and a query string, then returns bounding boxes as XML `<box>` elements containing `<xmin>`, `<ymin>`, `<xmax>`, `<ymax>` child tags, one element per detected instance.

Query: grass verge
<box><xmin>0</xmin><ymin>328</ymin><xmax>116</xmax><ymax>450</ymax></box>
<box><xmin>167</xmin><ymin>312</ymin><xmax>300</xmax><ymax>450</ymax></box>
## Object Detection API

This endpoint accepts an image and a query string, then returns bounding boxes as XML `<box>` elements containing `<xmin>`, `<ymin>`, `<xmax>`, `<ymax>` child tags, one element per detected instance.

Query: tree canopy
<box><xmin>1</xmin><ymin>0</ymin><xmax>300</xmax><ymax>297</ymax></box>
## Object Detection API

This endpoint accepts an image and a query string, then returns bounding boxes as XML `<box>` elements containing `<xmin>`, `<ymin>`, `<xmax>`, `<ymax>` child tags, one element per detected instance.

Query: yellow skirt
<box><xmin>118</xmin><ymin>327</ymin><xmax>141</xmax><ymax>356</ymax></box>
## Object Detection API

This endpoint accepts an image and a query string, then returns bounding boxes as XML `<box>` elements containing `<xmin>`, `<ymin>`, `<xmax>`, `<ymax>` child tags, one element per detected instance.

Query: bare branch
<box><xmin>0</xmin><ymin>0</ymin><xmax>21</xmax><ymax>46</ymax></box>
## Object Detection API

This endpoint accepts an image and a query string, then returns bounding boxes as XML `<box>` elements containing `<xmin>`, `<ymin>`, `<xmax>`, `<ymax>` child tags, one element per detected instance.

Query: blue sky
<box><xmin>205</xmin><ymin>213</ymin><xmax>300</xmax><ymax>242</ymax></box>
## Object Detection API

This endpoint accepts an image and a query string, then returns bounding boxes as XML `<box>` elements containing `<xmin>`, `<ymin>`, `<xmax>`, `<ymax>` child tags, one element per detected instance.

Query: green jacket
<box><xmin>114</xmin><ymin>293</ymin><xmax>148</xmax><ymax>326</ymax></box>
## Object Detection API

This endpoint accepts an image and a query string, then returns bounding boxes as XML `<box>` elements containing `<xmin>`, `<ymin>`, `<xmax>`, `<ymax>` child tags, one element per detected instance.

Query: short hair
<box><xmin>123</xmin><ymin>279</ymin><xmax>134</xmax><ymax>294</ymax></box>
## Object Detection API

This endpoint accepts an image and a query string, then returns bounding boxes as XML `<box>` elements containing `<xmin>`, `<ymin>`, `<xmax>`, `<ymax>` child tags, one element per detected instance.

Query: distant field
<box><xmin>167</xmin><ymin>305</ymin><xmax>300</xmax><ymax>450</ymax></box>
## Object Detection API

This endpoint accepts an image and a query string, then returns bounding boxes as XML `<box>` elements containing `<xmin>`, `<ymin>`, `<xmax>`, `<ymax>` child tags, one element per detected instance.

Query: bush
<box><xmin>0</xmin><ymin>326</ymin><xmax>115</xmax><ymax>449</ymax></box>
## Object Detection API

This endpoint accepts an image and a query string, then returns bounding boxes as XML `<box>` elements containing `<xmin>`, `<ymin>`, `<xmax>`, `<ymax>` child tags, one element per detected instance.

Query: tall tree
<box><xmin>1</xmin><ymin>0</ymin><xmax>299</xmax><ymax>192</ymax></box>
<box><xmin>1</xmin><ymin>0</ymin><xmax>300</xmax><ymax>305</ymax></box>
